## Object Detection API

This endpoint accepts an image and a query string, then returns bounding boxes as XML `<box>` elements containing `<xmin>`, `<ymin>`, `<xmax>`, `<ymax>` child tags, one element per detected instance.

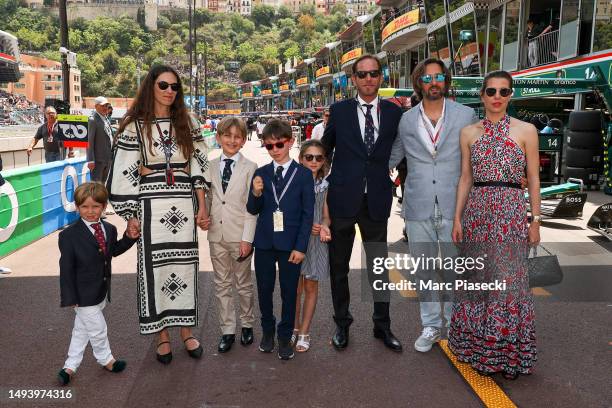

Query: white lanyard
<box><xmin>272</xmin><ymin>168</ymin><xmax>298</xmax><ymax>209</ymax></box>
<box><xmin>420</xmin><ymin>110</ymin><xmax>443</xmax><ymax>154</ymax></box>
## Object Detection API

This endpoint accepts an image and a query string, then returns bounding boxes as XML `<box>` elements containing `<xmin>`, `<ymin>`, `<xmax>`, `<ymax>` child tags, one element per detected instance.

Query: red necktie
<box><xmin>91</xmin><ymin>222</ymin><xmax>107</xmax><ymax>255</ymax></box>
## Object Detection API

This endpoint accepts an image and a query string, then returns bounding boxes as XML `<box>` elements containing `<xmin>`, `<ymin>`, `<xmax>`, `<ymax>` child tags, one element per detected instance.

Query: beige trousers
<box><xmin>209</xmin><ymin>240</ymin><xmax>255</xmax><ymax>334</ymax></box>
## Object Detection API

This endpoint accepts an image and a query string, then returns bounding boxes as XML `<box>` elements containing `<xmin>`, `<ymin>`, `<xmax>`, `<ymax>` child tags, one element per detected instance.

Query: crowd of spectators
<box><xmin>0</xmin><ymin>90</ymin><xmax>43</xmax><ymax>126</ymax></box>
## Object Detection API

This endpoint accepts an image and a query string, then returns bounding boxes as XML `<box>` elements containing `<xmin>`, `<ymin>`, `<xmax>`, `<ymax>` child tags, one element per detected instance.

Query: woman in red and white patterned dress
<box><xmin>449</xmin><ymin>71</ymin><xmax>541</xmax><ymax>380</ymax></box>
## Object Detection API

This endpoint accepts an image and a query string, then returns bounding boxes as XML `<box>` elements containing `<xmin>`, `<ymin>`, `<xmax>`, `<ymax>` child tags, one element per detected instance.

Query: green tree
<box><xmin>251</xmin><ymin>4</ymin><xmax>276</xmax><ymax>27</ymax></box>
<box><xmin>239</xmin><ymin>62</ymin><xmax>266</xmax><ymax>82</ymax></box>
<box><xmin>276</xmin><ymin>5</ymin><xmax>293</xmax><ymax>20</ymax></box>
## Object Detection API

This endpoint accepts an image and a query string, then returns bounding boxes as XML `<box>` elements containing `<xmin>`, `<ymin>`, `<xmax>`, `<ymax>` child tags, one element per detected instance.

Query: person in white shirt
<box><xmin>310</xmin><ymin>110</ymin><xmax>329</xmax><ymax>140</ymax></box>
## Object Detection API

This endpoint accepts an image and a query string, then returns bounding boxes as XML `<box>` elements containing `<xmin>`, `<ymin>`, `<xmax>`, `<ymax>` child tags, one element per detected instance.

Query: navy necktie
<box><xmin>274</xmin><ymin>165</ymin><xmax>284</xmax><ymax>191</ymax></box>
<box><xmin>221</xmin><ymin>158</ymin><xmax>233</xmax><ymax>193</ymax></box>
<box><xmin>363</xmin><ymin>104</ymin><xmax>375</xmax><ymax>154</ymax></box>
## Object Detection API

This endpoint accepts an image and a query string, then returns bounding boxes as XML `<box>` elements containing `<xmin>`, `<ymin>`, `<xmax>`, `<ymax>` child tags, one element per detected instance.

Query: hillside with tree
<box><xmin>0</xmin><ymin>0</ymin><xmax>351</xmax><ymax>102</ymax></box>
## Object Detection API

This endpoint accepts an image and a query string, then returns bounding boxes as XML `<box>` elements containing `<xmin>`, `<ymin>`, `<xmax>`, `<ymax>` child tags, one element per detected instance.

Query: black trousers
<box><xmin>329</xmin><ymin>196</ymin><xmax>391</xmax><ymax>330</ymax></box>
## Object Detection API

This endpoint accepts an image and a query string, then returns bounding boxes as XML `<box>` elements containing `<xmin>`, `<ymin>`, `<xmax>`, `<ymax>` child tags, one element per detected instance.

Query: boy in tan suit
<box><xmin>206</xmin><ymin>117</ymin><xmax>258</xmax><ymax>353</ymax></box>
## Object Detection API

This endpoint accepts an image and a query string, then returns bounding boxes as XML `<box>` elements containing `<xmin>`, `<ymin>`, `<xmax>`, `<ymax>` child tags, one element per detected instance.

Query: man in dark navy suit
<box><xmin>322</xmin><ymin>54</ymin><xmax>403</xmax><ymax>352</ymax></box>
<box><xmin>247</xmin><ymin>119</ymin><xmax>315</xmax><ymax>360</ymax></box>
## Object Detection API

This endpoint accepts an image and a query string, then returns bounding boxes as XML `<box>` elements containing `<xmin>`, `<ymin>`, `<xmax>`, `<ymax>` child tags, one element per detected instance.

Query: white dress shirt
<box><xmin>357</xmin><ymin>95</ymin><xmax>380</xmax><ymax>143</ymax></box>
<box><xmin>418</xmin><ymin>99</ymin><xmax>446</xmax><ymax>155</ymax></box>
<box><xmin>82</xmin><ymin>218</ymin><xmax>107</xmax><ymax>240</ymax></box>
<box><xmin>219</xmin><ymin>152</ymin><xmax>240</xmax><ymax>178</ymax></box>
<box><xmin>273</xmin><ymin>158</ymin><xmax>294</xmax><ymax>178</ymax></box>
<box><xmin>311</xmin><ymin>122</ymin><xmax>325</xmax><ymax>140</ymax></box>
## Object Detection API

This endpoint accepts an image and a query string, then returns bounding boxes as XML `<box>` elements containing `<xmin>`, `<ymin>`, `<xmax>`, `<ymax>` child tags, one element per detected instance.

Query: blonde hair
<box><xmin>216</xmin><ymin>116</ymin><xmax>247</xmax><ymax>139</ymax></box>
<box><xmin>74</xmin><ymin>182</ymin><xmax>108</xmax><ymax>206</ymax></box>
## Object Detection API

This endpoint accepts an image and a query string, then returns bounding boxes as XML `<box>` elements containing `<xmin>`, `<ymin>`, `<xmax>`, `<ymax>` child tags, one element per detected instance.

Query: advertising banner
<box><xmin>381</xmin><ymin>9</ymin><xmax>420</xmax><ymax>42</ymax></box>
<box><xmin>56</xmin><ymin>114</ymin><xmax>89</xmax><ymax>148</ymax></box>
<box><xmin>0</xmin><ymin>158</ymin><xmax>90</xmax><ymax>257</ymax></box>
<box><xmin>341</xmin><ymin>48</ymin><xmax>362</xmax><ymax>65</ymax></box>
<box><xmin>316</xmin><ymin>66</ymin><xmax>331</xmax><ymax>78</ymax></box>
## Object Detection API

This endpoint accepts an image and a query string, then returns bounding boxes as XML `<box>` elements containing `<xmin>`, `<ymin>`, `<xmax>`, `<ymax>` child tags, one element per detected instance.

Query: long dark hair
<box><xmin>411</xmin><ymin>58</ymin><xmax>452</xmax><ymax>100</ymax></box>
<box><xmin>480</xmin><ymin>70</ymin><xmax>514</xmax><ymax>95</ymax></box>
<box><xmin>117</xmin><ymin>65</ymin><xmax>194</xmax><ymax>158</ymax></box>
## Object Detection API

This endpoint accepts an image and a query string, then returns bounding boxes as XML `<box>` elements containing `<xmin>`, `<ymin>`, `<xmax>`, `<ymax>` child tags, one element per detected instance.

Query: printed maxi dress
<box><xmin>107</xmin><ymin>118</ymin><xmax>209</xmax><ymax>335</ymax></box>
<box><xmin>448</xmin><ymin>114</ymin><xmax>537</xmax><ymax>375</ymax></box>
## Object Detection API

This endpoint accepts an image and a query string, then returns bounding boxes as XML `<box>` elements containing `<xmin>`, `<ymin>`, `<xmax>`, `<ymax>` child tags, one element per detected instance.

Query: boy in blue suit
<box><xmin>247</xmin><ymin>119</ymin><xmax>315</xmax><ymax>360</ymax></box>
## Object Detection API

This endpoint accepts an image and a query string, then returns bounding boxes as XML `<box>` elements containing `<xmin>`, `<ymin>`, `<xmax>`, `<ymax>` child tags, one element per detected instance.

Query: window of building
<box><xmin>15</xmin><ymin>83</ymin><xmax>25</xmax><ymax>88</ymax></box>
<box><xmin>44</xmin><ymin>84</ymin><xmax>53</xmax><ymax>90</ymax></box>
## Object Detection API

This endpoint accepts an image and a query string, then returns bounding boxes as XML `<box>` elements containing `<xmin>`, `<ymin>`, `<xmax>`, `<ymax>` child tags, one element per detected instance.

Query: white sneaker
<box><xmin>414</xmin><ymin>327</ymin><xmax>441</xmax><ymax>352</ymax></box>
<box><xmin>0</xmin><ymin>267</ymin><xmax>12</xmax><ymax>277</ymax></box>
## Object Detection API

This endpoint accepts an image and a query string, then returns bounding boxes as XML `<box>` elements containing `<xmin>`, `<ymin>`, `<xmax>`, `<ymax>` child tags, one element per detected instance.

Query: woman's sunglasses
<box><xmin>355</xmin><ymin>70</ymin><xmax>381</xmax><ymax>79</ymax></box>
<box><xmin>264</xmin><ymin>141</ymin><xmax>287</xmax><ymax>150</ymax></box>
<box><xmin>303</xmin><ymin>154</ymin><xmax>325</xmax><ymax>162</ymax></box>
<box><xmin>484</xmin><ymin>87</ymin><xmax>513</xmax><ymax>97</ymax></box>
<box><xmin>420</xmin><ymin>73</ymin><xmax>446</xmax><ymax>84</ymax></box>
<box><xmin>157</xmin><ymin>81</ymin><xmax>180</xmax><ymax>92</ymax></box>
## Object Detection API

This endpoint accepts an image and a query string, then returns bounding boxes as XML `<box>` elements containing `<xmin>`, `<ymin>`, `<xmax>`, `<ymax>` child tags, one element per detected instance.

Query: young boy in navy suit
<box><xmin>57</xmin><ymin>182</ymin><xmax>139</xmax><ymax>385</ymax></box>
<box><xmin>247</xmin><ymin>119</ymin><xmax>315</xmax><ymax>360</ymax></box>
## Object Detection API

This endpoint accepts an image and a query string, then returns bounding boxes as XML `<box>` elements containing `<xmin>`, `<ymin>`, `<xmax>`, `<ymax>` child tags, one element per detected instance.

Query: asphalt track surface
<box><xmin>1</xmin><ymin>140</ymin><xmax>611</xmax><ymax>408</ymax></box>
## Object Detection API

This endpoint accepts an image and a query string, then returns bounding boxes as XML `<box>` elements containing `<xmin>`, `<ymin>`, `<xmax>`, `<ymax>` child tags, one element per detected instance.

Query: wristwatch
<box><xmin>532</xmin><ymin>215</ymin><xmax>542</xmax><ymax>223</ymax></box>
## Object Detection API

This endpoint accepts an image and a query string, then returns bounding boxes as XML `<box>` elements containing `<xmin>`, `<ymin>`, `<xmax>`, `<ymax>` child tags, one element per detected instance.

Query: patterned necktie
<box><xmin>363</xmin><ymin>104</ymin><xmax>375</xmax><ymax>154</ymax></box>
<box><xmin>274</xmin><ymin>165</ymin><xmax>284</xmax><ymax>191</ymax></box>
<box><xmin>221</xmin><ymin>158</ymin><xmax>233</xmax><ymax>193</ymax></box>
<box><xmin>91</xmin><ymin>222</ymin><xmax>107</xmax><ymax>255</ymax></box>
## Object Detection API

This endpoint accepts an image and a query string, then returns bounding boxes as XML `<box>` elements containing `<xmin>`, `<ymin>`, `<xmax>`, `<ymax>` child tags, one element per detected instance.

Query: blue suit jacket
<box><xmin>247</xmin><ymin>160</ymin><xmax>315</xmax><ymax>253</ymax></box>
<box><xmin>322</xmin><ymin>98</ymin><xmax>403</xmax><ymax>222</ymax></box>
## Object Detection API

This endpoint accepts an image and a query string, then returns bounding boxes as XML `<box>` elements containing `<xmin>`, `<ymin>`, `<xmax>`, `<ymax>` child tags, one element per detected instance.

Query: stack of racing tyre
<box><xmin>563</xmin><ymin>111</ymin><xmax>605</xmax><ymax>189</ymax></box>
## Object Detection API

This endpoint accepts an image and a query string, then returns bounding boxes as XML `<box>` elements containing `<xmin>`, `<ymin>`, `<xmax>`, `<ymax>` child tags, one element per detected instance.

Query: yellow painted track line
<box><xmin>389</xmin><ymin>268</ymin><xmax>418</xmax><ymax>298</ymax></box>
<box><xmin>439</xmin><ymin>340</ymin><xmax>517</xmax><ymax>408</ymax></box>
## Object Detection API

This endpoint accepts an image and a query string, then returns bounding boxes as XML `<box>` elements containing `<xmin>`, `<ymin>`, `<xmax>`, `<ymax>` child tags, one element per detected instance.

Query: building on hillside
<box><xmin>283</xmin><ymin>0</ymin><xmax>326</xmax><ymax>14</ymax></box>
<box><xmin>1</xmin><ymin>54</ymin><xmax>82</xmax><ymax>111</ymax></box>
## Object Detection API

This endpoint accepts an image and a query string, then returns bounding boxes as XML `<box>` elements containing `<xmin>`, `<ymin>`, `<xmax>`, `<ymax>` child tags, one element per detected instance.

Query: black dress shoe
<box><xmin>156</xmin><ymin>341</ymin><xmax>172</xmax><ymax>365</ymax></box>
<box><xmin>183</xmin><ymin>336</ymin><xmax>203</xmax><ymax>359</ymax></box>
<box><xmin>278</xmin><ymin>338</ymin><xmax>294</xmax><ymax>360</ymax></box>
<box><xmin>332</xmin><ymin>326</ymin><xmax>349</xmax><ymax>350</ymax></box>
<box><xmin>218</xmin><ymin>334</ymin><xmax>235</xmax><ymax>353</ymax></box>
<box><xmin>240</xmin><ymin>327</ymin><xmax>254</xmax><ymax>345</ymax></box>
<box><xmin>373</xmin><ymin>328</ymin><xmax>403</xmax><ymax>352</ymax></box>
<box><xmin>105</xmin><ymin>360</ymin><xmax>126</xmax><ymax>373</ymax></box>
<box><xmin>259</xmin><ymin>331</ymin><xmax>275</xmax><ymax>353</ymax></box>
<box><xmin>57</xmin><ymin>369</ymin><xmax>71</xmax><ymax>386</ymax></box>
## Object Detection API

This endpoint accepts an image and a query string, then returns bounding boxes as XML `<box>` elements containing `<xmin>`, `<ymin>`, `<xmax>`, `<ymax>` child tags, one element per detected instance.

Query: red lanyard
<box><xmin>420</xmin><ymin>110</ymin><xmax>442</xmax><ymax>149</ymax></box>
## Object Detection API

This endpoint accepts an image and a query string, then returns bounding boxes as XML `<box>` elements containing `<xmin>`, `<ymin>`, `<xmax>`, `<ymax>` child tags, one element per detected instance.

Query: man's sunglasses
<box><xmin>420</xmin><ymin>73</ymin><xmax>446</xmax><ymax>84</ymax></box>
<box><xmin>157</xmin><ymin>81</ymin><xmax>180</xmax><ymax>92</ymax></box>
<box><xmin>264</xmin><ymin>141</ymin><xmax>287</xmax><ymax>150</ymax></box>
<box><xmin>484</xmin><ymin>87</ymin><xmax>513</xmax><ymax>97</ymax></box>
<box><xmin>355</xmin><ymin>70</ymin><xmax>381</xmax><ymax>79</ymax></box>
<box><xmin>303</xmin><ymin>154</ymin><xmax>325</xmax><ymax>162</ymax></box>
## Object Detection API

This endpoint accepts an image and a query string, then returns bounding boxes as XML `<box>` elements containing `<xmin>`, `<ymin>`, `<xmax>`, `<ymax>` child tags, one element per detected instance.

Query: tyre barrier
<box><xmin>563</xmin><ymin>166</ymin><xmax>600</xmax><ymax>186</ymax></box>
<box><xmin>565</xmin><ymin>146</ymin><xmax>603</xmax><ymax>168</ymax></box>
<box><xmin>568</xmin><ymin>110</ymin><xmax>603</xmax><ymax>132</ymax></box>
<box><xmin>565</xmin><ymin>130</ymin><xmax>604</xmax><ymax>149</ymax></box>
<box><xmin>0</xmin><ymin>158</ymin><xmax>89</xmax><ymax>257</ymax></box>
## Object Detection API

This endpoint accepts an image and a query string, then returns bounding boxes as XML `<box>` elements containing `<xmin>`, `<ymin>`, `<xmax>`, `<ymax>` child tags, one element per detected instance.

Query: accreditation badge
<box><xmin>273</xmin><ymin>210</ymin><xmax>284</xmax><ymax>232</ymax></box>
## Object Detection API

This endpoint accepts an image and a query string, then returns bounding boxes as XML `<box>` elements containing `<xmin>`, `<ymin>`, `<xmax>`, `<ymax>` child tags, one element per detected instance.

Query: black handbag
<box><xmin>527</xmin><ymin>245</ymin><xmax>563</xmax><ymax>287</ymax></box>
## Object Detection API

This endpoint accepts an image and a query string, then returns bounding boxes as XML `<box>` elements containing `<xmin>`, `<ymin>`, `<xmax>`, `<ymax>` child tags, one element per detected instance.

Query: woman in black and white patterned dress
<box><xmin>107</xmin><ymin>65</ymin><xmax>209</xmax><ymax>364</ymax></box>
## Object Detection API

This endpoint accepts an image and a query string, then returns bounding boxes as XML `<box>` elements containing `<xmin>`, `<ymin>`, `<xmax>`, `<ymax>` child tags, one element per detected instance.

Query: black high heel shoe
<box><xmin>156</xmin><ymin>341</ymin><xmax>172</xmax><ymax>365</ymax></box>
<box><xmin>183</xmin><ymin>336</ymin><xmax>203</xmax><ymax>359</ymax></box>
<box><xmin>502</xmin><ymin>371</ymin><xmax>519</xmax><ymax>380</ymax></box>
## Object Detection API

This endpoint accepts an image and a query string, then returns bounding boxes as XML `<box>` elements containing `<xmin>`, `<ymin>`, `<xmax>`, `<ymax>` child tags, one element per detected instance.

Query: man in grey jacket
<box><xmin>389</xmin><ymin>58</ymin><xmax>478</xmax><ymax>353</ymax></box>
<box><xmin>87</xmin><ymin>96</ymin><xmax>113</xmax><ymax>183</ymax></box>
